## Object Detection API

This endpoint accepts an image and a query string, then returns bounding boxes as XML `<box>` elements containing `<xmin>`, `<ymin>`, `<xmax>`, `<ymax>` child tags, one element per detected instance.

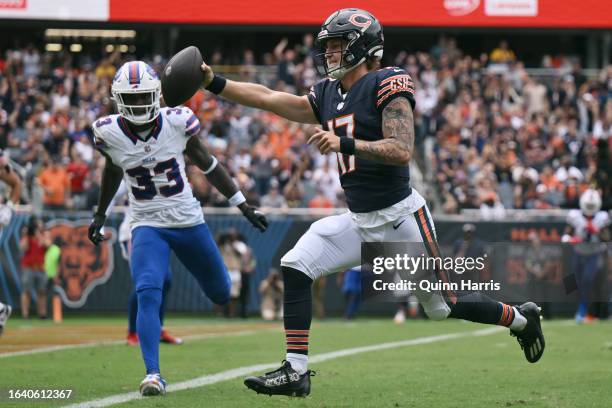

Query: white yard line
<box><xmin>62</xmin><ymin>326</ymin><xmax>504</xmax><ymax>408</ymax></box>
<box><xmin>0</xmin><ymin>329</ymin><xmax>276</xmax><ymax>359</ymax></box>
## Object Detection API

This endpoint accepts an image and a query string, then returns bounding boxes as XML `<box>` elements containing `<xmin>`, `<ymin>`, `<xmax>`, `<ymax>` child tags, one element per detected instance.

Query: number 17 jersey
<box><xmin>307</xmin><ymin>67</ymin><xmax>416</xmax><ymax>213</ymax></box>
<box><xmin>93</xmin><ymin>107</ymin><xmax>204</xmax><ymax>229</ymax></box>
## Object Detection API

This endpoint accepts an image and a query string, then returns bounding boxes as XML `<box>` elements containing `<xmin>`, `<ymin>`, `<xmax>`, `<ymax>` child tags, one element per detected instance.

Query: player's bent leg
<box><xmin>131</xmin><ymin>226</ymin><xmax>171</xmax><ymax>393</ymax></box>
<box><xmin>244</xmin><ymin>214</ymin><xmax>361</xmax><ymax>397</ymax></box>
<box><xmin>397</xmin><ymin>205</ymin><xmax>545</xmax><ymax>363</ymax></box>
<box><xmin>169</xmin><ymin>223</ymin><xmax>231</xmax><ymax>305</ymax></box>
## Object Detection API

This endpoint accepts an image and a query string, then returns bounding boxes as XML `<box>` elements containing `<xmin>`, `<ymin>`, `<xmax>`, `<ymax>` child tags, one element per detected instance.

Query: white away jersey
<box><xmin>93</xmin><ymin>107</ymin><xmax>203</xmax><ymax>229</ymax></box>
<box><xmin>566</xmin><ymin>209</ymin><xmax>610</xmax><ymax>241</ymax></box>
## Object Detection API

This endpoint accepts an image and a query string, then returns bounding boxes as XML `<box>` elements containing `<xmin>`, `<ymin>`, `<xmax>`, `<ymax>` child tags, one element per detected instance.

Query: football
<box><xmin>161</xmin><ymin>46</ymin><xmax>204</xmax><ymax>107</ymax></box>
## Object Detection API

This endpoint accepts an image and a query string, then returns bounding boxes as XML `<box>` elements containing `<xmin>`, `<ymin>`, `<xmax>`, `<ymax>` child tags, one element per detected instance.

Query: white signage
<box><xmin>0</xmin><ymin>0</ymin><xmax>108</xmax><ymax>21</ymax></box>
<box><xmin>485</xmin><ymin>0</ymin><xmax>538</xmax><ymax>16</ymax></box>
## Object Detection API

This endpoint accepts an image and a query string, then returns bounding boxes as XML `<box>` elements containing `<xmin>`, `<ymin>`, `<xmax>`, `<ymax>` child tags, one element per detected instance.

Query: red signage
<box><xmin>0</xmin><ymin>0</ymin><xmax>26</xmax><ymax>9</ymax></box>
<box><xmin>109</xmin><ymin>0</ymin><xmax>612</xmax><ymax>28</ymax></box>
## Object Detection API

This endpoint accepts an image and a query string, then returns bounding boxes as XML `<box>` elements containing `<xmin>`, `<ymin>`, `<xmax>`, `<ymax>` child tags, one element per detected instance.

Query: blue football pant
<box><xmin>131</xmin><ymin>223</ymin><xmax>231</xmax><ymax>374</ymax></box>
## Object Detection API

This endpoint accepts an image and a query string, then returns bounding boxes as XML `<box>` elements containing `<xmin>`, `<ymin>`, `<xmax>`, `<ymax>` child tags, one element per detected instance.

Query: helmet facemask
<box><xmin>315</xmin><ymin>33</ymin><xmax>366</xmax><ymax>80</ymax></box>
<box><xmin>112</xmin><ymin>87</ymin><xmax>160</xmax><ymax>125</ymax></box>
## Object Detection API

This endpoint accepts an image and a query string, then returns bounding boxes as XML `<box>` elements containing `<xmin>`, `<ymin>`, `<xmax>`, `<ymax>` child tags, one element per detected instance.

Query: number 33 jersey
<box><xmin>93</xmin><ymin>107</ymin><xmax>204</xmax><ymax>229</ymax></box>
<box><xmin>308</xmin><ymin>67</ymin><xmax>416</xmax><ymax>213</ymax></box>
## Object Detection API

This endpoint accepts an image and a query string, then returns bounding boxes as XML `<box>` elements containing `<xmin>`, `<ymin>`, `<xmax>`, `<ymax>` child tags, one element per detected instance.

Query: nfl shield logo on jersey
<box><xmin>144</xmin><ymin>145</ymin><xmax>152</xmax><ymax>153</ymax></box>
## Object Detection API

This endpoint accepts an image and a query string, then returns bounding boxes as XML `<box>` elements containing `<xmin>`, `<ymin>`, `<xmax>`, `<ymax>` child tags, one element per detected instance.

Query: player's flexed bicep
<box><xmin>200</xmin><ymin>62</ymin><xmax>318</xmax><ymax>124</ymax></box>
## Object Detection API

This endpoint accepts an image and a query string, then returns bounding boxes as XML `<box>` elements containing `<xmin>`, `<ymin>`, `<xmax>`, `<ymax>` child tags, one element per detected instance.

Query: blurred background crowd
<box><xmin>0</xmin><ymin>35</ymin><xmax>610</xmax><ymax>215</ymax></box>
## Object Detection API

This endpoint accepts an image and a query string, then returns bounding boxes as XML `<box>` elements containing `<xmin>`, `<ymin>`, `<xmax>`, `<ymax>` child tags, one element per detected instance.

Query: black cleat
<box><xmin>510</xmin><ymin>302</ymin><xmax>545</xmax><ymax>363</ymax></box>
<box><xmin>244</xmin><ymin>360</ymin><xmax>314</xmax><ymax>397</ymax></box>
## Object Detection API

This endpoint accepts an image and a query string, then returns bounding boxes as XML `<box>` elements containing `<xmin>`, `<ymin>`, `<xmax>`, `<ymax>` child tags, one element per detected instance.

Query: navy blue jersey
<box><xmin>308</xmin><ymin>67</ymin><xmax>416</xmax><ymax>213</ymax></box>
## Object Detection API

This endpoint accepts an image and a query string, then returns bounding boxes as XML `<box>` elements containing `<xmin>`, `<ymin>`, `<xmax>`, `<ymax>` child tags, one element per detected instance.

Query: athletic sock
<box><xmin>286</xmin><ymin>352</ymin><xmax>308</xmax><ymax>375</ymax></box>
<box><xmin>508</xmin><ymin>307</ymin><xmax>527</xmax><ymax>331</ymax></box>
<box><xmin>282</xmin><ymin>266</ymin><xmax>313</xmax><ymax>375</ymax></box>
<box><xmin>137</xmin><ymin>287</ymin><xmax>162</xmax><ymax>374</ymax></box>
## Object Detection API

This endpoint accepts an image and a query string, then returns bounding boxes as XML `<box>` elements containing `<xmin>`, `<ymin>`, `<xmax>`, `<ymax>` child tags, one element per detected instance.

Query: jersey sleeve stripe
<box><xmin>377</xmin><ymin>81</ymin><xmax>415</xmax><ymax>97</ymax></box>
<box><xmin>186</xmin><ymin>123</ymin><xmax>201</xmax><ymax>136</ymax></box>
<box><xmin>376</xmin><ymin>88</ymin><xmax>415</xmax><ymax>108</ymax></box>
<box><xmin>185</xmin><ymin>114</ymin><xmax>198</xmax><ymax>128</ymax></box>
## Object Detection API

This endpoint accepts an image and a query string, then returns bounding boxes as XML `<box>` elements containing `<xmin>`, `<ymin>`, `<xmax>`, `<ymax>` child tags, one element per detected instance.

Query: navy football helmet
<box><xmin>315</xmin><ymin>8</ymin><xmax>384</xmax><ymax>80</ymax></box>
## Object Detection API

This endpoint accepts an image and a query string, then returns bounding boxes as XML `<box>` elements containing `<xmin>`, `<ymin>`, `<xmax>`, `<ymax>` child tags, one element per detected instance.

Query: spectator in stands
<box><xmin>490</xmin><ymin>40</ymin><xmax>516</xmax><ymax>64</ymax></box>
<box><xmin>38</xmin><ymin>156</ymin><xmax>71</xmax><ymax>211</ymax></box>
<box><xmin>66</xmin><ymin>147</ymin><xmax>89</xmax><ymax>210</ymax></box>
<box><xmin>218</xmin><ymin>230</ymin><xmax>243</xmax><ymax>317</ymax></box>
<box><xmin>0</xmin><ymin>38</ymin><xmax>609</xmax><ymax>217</ymax></box>
<box><xmin>237</xmin><ymin>233</ymin><xmax>255</xmax><ymax>319</ymax></box>
<box><xmin>259</xmin><ymin>268</ymin><xmax>283</xmax><ymax>321</ymax></box>
<box><xmin>20</xmin><ymin>216</ymin><xmax>48</xmax><ymax>319</ymax></box>
<box><xmin>260</xmin><ymin>179</ymin><xmax>288</xmax><ymax>209</ymax></box>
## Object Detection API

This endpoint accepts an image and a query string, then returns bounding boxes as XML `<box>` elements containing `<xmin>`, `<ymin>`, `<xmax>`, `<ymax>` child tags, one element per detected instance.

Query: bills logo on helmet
<box><xmin>47</xmin><ymin>220</ymin><xmax>116</xmax><ymax>308</ymax></box>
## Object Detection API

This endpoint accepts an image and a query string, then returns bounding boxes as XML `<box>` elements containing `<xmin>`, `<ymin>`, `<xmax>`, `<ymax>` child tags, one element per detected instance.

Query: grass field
<box><xmin>1</xmin><ymin>316</ymin><xmax>611</xmax><ymax>408</ymax></box>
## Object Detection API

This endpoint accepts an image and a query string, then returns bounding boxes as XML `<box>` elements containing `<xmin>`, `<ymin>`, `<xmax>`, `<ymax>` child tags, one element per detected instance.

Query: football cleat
<box><xmin>510</xmin><ymin>302</ymin><xmax>545</xmax><ymax>363</ymax></box>
<box><xmin>244</xmin><ymin>360</ymin><xmax>314</xmax><ymax>397</ymax></box>
<box><xmin>126</xmin><ymin>332</ymin><xmax>139</xmax><ymax>346</ymax></box>
<box><xmin>0</xmin><ymin>303</ymin><xmax>11</xmax><ymax>337</ymax></box>
<box><xmin>160</xmin><ymin>330</ymin><xmax>183</xmax><ymax>345</ymax></box>
<box><xmin>139</xmin><ymin>373</ymin><xmax>167</xmax><ymax>396</ymax></box>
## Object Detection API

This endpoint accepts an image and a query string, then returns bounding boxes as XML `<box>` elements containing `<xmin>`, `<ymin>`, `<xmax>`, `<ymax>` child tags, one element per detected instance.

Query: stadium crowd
<box><xmin>0</xmin><ymin>37</ymin><xmax>610</xmax><ymax>214</ymax></box>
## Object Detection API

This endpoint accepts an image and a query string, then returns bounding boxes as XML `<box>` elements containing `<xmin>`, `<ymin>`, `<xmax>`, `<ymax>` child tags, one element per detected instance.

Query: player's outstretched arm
<box><xmin>353</xmin><ymin>97</ymin><xmax>413</xmax><ymax>166</ymax></box>
<box><xmin>201</xmin><ymin>63</ymin><xmax>318</xmax><ymax>124</ymax></box>
<box><xmin>89</xmin><ymin>152</ymin><xmax>123</xmax><ymax>245</ymax></box>
<box><xmin>185</xmin><ymin>137</ymin><xmax>268</xmax><ymax>232</ymax></box>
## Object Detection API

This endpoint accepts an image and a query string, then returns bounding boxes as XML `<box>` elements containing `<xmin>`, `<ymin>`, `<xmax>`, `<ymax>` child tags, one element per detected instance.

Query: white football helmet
<box><xmin>579</xmin><ymin>188</ymin><xmax>602</xmax><ymax>216</ymax></box>
<box><xmin>111</xmin><ymin>61</ymin><xmax>161</xmax><ymax>125</ymax></box>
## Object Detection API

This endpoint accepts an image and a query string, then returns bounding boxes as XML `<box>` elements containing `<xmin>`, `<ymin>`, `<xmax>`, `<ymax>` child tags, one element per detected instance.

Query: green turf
<box><xmin>1</xmin><ymin>318</ymin><xmax>611</xmax><ymax>408</ymax></box>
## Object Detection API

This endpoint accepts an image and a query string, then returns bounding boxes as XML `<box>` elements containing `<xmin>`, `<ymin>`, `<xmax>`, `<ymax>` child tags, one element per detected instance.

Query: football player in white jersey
<box><xmin>88</xmin><ymin>61</ymin><xmax>267</xmax><ymax>396</ymax></box>
<box><xmin>0</xmin><ymin>149</ymin><xmax>21</xmax><ymax>337</ymax></box>
<box><xmin>563</xmin><ymin>189</ymin><xmax>610</xmax><ymax>322</ymax></box>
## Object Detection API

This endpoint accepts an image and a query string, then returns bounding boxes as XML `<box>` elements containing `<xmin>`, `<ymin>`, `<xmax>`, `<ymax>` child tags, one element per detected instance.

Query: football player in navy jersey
<box><xmin>201</xmin><ymin>8</ymin><xmax>545</xmax><ymax>397</ymax></box>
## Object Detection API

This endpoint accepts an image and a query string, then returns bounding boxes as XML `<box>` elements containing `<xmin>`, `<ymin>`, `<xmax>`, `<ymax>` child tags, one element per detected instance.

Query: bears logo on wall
<box><xmin>47</xmin><ymin>220</ymin><xmax>116</xmax><ymax>308</ymax></box>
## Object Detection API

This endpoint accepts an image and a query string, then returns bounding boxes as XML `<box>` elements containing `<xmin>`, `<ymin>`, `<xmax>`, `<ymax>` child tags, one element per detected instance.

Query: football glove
<box><xmin>88</xmin><ymin>213</ymin><xmax>108</xmax><ymax>245</ymax></box>
<box><xmin>240</xmin><ymin>205</ymin><xmax>268</xmax><ymax>232</ymax></box>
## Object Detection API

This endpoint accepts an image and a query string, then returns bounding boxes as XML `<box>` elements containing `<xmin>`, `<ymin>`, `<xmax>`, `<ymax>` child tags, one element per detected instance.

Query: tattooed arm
<box><xmin>354</xmin><ymin>97</ymin><xmax>414</xmax><ymax>166</ymax></box>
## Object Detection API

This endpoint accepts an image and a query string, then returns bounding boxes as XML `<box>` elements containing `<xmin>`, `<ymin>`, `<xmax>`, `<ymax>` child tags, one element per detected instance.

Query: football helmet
<box><xmin>579</xmin><ymin>188</ymin><xmax>602</xmax><ymax>216</ymax></box>
<box><xmin>111</xmin><ymin>61</ymin><xmax>161</xmax><ymax>125</ymax></box>
<box><xmin>314</xmin><ymin>8</ymin><xmax>384</xmax><ymax>80</ymax></box>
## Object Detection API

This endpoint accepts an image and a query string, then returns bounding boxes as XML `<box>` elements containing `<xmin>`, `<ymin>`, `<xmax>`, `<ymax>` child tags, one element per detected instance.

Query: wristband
<box><xmin>340</xmin><ymin>137</ymin><xmax>355</xmax><ymax>155</ymax></box>
<box><xmin>229</xmin><ymin>191</ymin><xmax>247</xmax><ymax>207</ymax></box>
<box><xmin>203</xmin><ymin>156</ymin><xmax>218</xmax><ymax>175</ymax></box>
<box><xmin>205</xmin><ymin>75</ymin><xmax>227</xmax><ymax>95</ymax></box>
